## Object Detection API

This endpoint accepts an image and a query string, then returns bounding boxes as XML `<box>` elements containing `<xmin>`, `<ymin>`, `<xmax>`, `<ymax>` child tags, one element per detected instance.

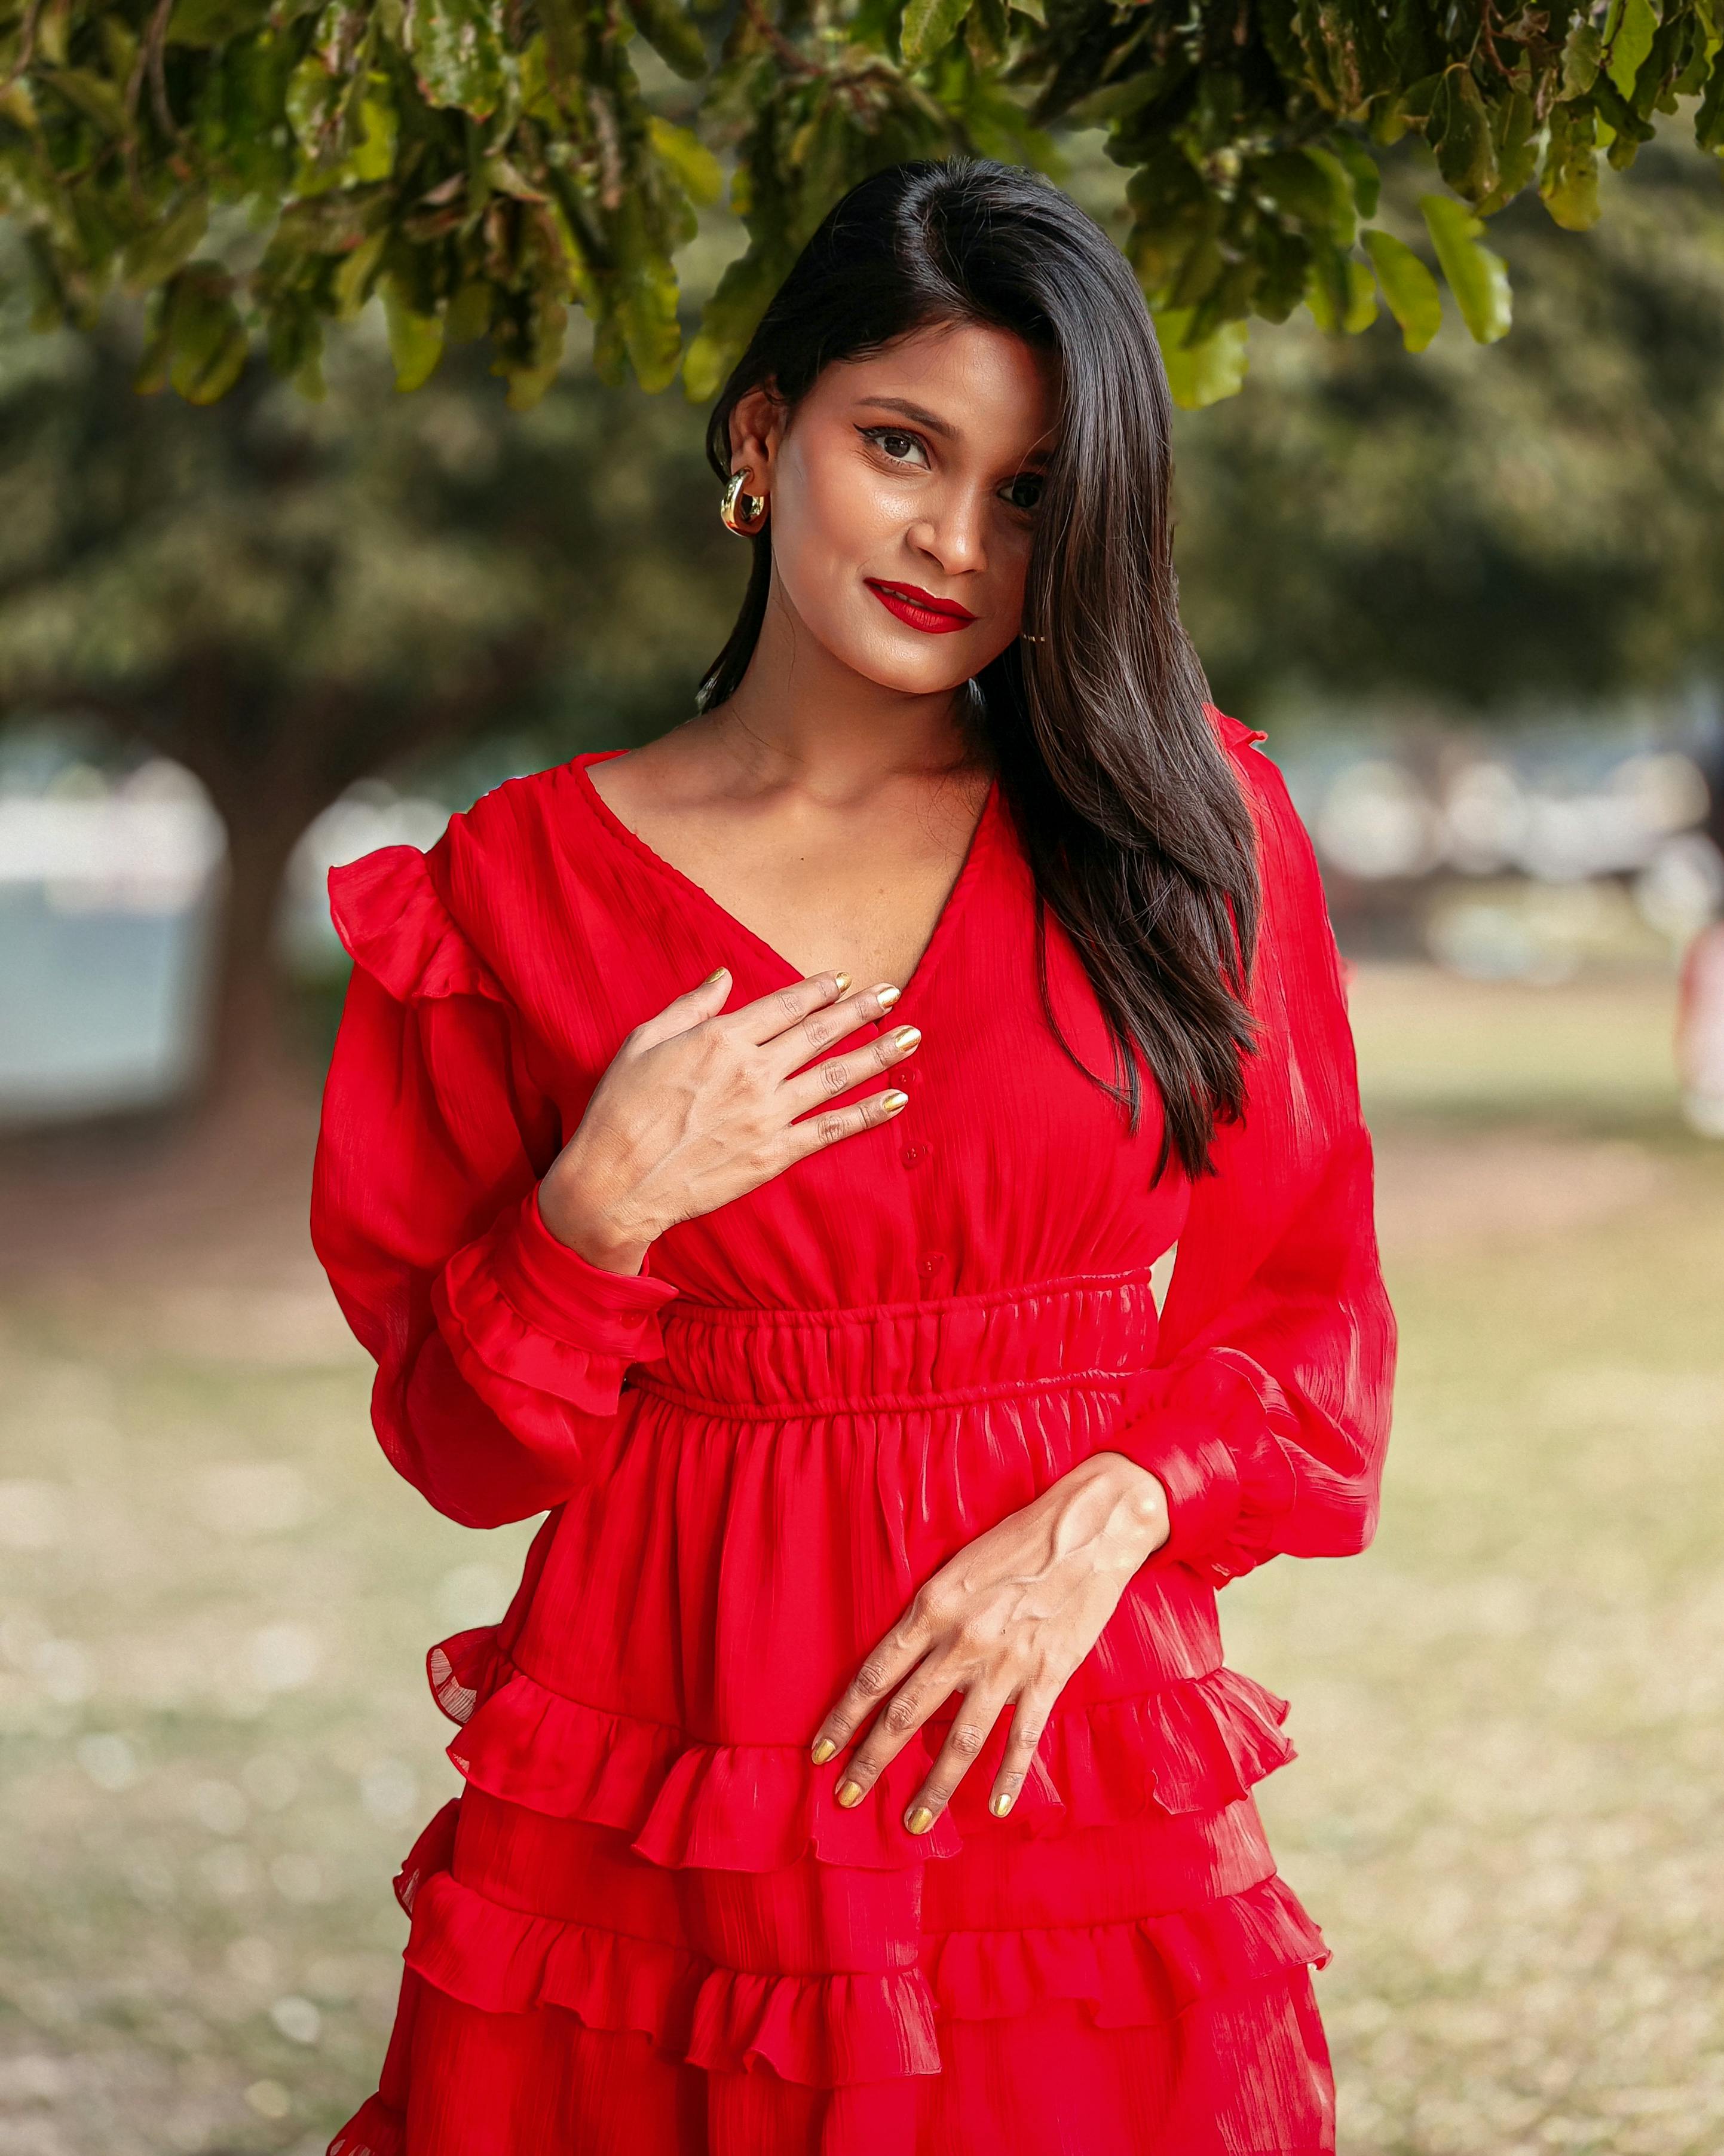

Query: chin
<box><xmin>822</xmin><ymin>613</ymin><xmax>1000</xmax><ymax>698</ymax></box>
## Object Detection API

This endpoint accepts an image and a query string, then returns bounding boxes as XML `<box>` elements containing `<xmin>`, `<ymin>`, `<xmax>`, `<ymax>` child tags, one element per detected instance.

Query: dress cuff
<box><xmin>496</xmin><ymin>1184</ymin><xmax>679</xmax><ymax>1345</ymax></box>
<box><xmin>433</xmin><ymin>1186</ymin><xmax>679</xmax><ymax>1417</ymax></box>
<box><xmin>1108</xmin><ymin>1412</ymin><xmax>1245</xmax><ymax>1567</ymax></box>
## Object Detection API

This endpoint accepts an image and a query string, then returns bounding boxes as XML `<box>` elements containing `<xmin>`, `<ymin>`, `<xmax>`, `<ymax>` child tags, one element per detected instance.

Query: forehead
<box><xmin>810</xmin><ymin>321</ymin><xmax>1061</xmax><ymax>451</ymax></box>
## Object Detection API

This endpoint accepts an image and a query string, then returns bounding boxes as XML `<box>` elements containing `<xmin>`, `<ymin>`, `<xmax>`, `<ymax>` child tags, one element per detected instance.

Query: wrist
<box><xmin>536</xmin><ymin>1162</ymin><xmax>656</xmax><ymax>1277</ymax></box>
<box><xmin>1082</xmin><ymin>1450</ymin><xmax>1172</xmax><ymax>1561</ymax></box>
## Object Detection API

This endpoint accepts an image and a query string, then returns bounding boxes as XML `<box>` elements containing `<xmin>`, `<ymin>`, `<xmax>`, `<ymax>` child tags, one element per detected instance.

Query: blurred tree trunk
<box><xmin>148</xmin><ymin>636</ymin><xmax>545</xmax><ymax>1120</ymax></box>
<box><xmin>199</xmin><ymin>776</ymin><xmax>332</xmax><ymax>1114</ymax></box>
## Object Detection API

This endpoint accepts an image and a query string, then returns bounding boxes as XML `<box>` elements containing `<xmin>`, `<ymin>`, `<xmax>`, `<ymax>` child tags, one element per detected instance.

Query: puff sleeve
<box><xmin>1107</xmin><ymin>741</ymin><xmax>1397</xmax><ymax>1586</ymax></box>
<box><xmin>309</xmin><ymin>839</ymin><xmax>679</xmax><ymax>1531</ymax></box>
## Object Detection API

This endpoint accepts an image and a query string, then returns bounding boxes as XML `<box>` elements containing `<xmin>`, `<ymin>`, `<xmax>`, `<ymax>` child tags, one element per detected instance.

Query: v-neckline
<box><xmin>562</xmin><ymin>750</ymin><xmax>1001</xmax><ymax>1014</ymax></box>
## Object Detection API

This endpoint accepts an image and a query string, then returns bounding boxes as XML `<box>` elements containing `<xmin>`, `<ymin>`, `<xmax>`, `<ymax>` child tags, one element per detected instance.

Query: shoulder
<box><xmin>1202</xmin><ymin>703</ymin><xmax>1312</xmax><ymax>871</ymax></box>
<box><xmin>436</xmin><ymin>762</ymin><xmax>575</xmax><ymax>888</ymax></box>
<box><xmin>327</xmin><ymin>762</ymin><xmax>580</xmax><ymax>1005</ymax></box>
<box><xmin>1202</xmin><ymin>704</ymin><xmax>1339</xmax><ymax>993</ymax></box>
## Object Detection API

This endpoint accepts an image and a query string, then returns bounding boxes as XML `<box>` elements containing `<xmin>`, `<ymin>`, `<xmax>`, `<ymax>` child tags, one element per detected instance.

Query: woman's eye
<box><xmin>1003</xmin><ymin>472</ymin><xmax>1044</xmax><ymax>513</ymax></box>
<box><xmin>861</xmin><ymin>427</ymin><xmax>929</xmax><ymax>467</ymax></box>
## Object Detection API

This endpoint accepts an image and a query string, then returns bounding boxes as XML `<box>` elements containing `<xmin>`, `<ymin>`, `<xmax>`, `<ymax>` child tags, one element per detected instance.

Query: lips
<box><xmin>865</xmin><ymin>580</ymin><xmax>978</xmax><ymax>635</ymax></box>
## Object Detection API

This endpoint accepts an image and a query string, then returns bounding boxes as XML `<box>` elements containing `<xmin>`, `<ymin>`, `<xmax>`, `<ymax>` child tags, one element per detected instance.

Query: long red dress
<box><xmin>310</xmin><ymin>709</ymin><xmax>1395</xmax><ymax>2155</ymax></box>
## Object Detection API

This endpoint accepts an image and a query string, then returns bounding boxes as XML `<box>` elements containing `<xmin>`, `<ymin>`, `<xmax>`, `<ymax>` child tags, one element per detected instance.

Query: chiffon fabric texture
<box><xmin>310</xmin><ymin>710</ymin><xmax>1395</xmax><ymax>2156</ymax></box>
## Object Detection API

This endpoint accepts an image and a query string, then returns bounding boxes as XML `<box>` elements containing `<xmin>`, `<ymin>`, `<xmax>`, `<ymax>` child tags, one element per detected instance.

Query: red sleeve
<box><xmin>309</xmin><ymin>839</ymin><xmax>678</xmax><ymax>1531</ymax></box>
<box><xmin>1106</xmin><ymin>741</ymin><xmax>1397</xmax><ymax>1585</ymax></box>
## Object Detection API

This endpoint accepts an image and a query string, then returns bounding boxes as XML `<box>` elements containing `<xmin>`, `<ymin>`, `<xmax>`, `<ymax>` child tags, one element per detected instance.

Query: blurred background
<box><xmin>2</xmin><ymin>124</ymin><xmax>1722</xmax><ymax>2156</ymax></box>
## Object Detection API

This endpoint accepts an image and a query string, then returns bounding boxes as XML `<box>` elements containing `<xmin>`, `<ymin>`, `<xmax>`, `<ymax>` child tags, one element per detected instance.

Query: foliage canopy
<box><xmin>1</xmin><ymin>0</ymin><xmax>1722</xmax><ymax>404</ymax></box>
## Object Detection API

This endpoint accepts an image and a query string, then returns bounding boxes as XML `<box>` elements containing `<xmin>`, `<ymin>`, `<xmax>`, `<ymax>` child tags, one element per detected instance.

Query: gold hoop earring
<box><xmin>720</xmin><ymin>469</ymin><xmax>768</xmax><ymax>536</ymax></box>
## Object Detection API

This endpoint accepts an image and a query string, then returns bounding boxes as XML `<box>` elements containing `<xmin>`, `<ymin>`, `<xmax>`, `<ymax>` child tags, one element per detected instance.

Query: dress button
<box><xmin>901</xmin><ymin>1143</ymin><xmax>928</xmax><ymax>1167</ymax></box>
<box><xmin>917</xmin><ymin>1253</ymin><xmax>946</xmax><ymax>1278</ymax></box>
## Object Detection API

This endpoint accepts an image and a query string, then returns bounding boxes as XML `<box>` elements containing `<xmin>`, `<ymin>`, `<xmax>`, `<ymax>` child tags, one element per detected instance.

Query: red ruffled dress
<box><xmin>310</xmin><ymin>710</ymin><xmax>1395</xmax><ymax>2156</ymax></box>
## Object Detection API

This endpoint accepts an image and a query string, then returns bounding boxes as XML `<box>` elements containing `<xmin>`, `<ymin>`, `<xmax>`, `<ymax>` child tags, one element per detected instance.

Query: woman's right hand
<box><xmin>537</xmin><ymin>968</ymin><xmax>919</xmax><ymax>1275</ymax></box>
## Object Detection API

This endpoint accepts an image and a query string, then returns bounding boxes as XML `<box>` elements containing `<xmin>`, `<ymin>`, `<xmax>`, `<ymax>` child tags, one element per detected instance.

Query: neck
<box><xmin>704</xmin><ymin>566</ymin><xmax>985</xmax><ymax>803</ymax></box>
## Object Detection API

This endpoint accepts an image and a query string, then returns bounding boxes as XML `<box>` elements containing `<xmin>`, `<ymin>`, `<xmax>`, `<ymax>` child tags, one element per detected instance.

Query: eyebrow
<box><xmin>857</xmin><ymin>395</ymin><xmax>959</xmax><ymax>440</ymax></box>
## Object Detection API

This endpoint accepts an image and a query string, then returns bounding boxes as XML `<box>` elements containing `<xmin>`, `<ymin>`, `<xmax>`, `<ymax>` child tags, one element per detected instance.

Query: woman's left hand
<box><xmin>809</xmin><ymin>1452</ymin><xmax>1171</xmax><ymax>1833</ymax></box>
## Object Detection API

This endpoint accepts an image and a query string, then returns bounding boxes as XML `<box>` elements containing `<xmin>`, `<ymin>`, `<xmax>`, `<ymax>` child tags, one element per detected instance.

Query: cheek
<box><xmin>774</xmin><ymin>454</ymin><xmax>892</xmax><ymax>594</ymax></box>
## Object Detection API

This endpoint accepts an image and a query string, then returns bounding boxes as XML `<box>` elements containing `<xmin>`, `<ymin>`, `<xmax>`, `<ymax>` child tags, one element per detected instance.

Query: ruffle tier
<box><xmin>329</xmin><ymin>844</ymin><xmax>508</xmax><ymax>1008</ymax></box>
<box><xmin>375</xmin><ymin>1798</ymin><xmax>1327</xmax><ymax>2093</ymax></box>
<box><xmin>427</xmin><ymin>1623</ymin><xmax>1297</xmax><ymax>1874</ymax></box>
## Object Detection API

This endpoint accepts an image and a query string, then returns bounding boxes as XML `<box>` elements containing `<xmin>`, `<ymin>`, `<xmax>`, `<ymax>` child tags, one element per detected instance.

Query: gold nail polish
<box><xmin>832</xmin><ymin>971</ymin><xmax>851</xmax><ymax>994</ymax></box>
<box><xmin>810</xmin><ymin>1738</ymin><xmax>837</xmax><ymax>1766</ymax></box>
<box><xmin>905</xmin><ymin>1805</ymin><xmax>935</xmax><ymax>1835</ymax></box>
<box><xmin>892</xmin><ymin>1025</ymin><xmax>922</xmax><ymax>1053</ymax></box>
<box><xmin>875</xmin><ymin>984</ymin><xmax>902</xmax><ymax>1011</ymax></box>
<box><xmin>881</xmin><ymin>1090</ymin><xmax>909</xmax><ymax>1115</ymax></box>
<box><xmin>835</xmin><ymin>1779</ymin><xmax>865</xmax><ymax>1809</ymax></box>
<box><xmin>990</xmin><ymin>1791</ymin><xmax>1015</xmax><ymax>1818</ymax></box>
<box><xmin>703</xmin><ymin>967</ymin><xmax>727</xmax><ymax>985</ymax></box>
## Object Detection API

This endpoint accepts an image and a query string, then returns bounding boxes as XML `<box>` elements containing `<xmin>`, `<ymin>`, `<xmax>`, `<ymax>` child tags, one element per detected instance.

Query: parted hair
<box><xmin>697</xmin><ymin>156</ymin><xmax>1261</xmax><ymax>1179</ymax></box>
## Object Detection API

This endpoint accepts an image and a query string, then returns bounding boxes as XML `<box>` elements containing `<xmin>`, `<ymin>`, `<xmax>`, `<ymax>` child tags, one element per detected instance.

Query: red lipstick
<box><xmin>865</xmin><ymin>580</ymin><xmax>978</xmax><ymax>635</ymax></box>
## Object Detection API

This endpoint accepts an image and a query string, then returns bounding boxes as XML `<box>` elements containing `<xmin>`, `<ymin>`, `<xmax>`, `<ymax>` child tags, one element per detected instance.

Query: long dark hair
<box><xmin>698</xmin><ymin>157</ymin><xmax>1260</xmax><ymax>1179</ymax></box>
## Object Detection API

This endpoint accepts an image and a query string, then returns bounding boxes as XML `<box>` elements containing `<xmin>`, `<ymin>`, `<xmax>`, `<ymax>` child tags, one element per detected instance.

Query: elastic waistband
<box><xmin>630</xmin><ymin>1269</ymin><xmax>1162</xmax><ymax>1418</ymax></box>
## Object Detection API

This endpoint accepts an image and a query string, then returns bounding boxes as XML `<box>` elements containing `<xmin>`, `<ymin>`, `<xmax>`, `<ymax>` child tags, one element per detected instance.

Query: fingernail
<box><xmin>990</xmin><ymin>1791</ymin><xmax>1015</xmax><ymax>1817</ymax></box>
<box><xmin>904</xmin><ymin>1805</ymin><xmax>935</xmax><ymax>1835</ymax></box>
<box><xmin>832</xmin><ymin>971</ymin><xmax>851</xmax><ymax>994</ymax></box>
<box><xmin>810</xmin><ymin>1738</ymin><xmax>837</xmax><ymax>1766</ymax></box>
<box><xmin>874</xmin><ymin>984</ymin><xmax>901</xmax><ymax>1011</ymax></box>
<box><xmin>881</xmin><ymin>1090</ymin><xmax>908</xmax><ymax>1115</ymax></box>
<box><xmin>835</xmin><ymin>1779</ymin><xmax>865</xmax><ymax>1809</ymax></box>
<box><xmin>703</xmin><ymin>967</ymin><xmax>728</xmax><ymax>984</ymax></box>
<box><xmin>892</xmin><ymin>1025</ymin><xmax>921</xmax><ymax>1053</ymax></box>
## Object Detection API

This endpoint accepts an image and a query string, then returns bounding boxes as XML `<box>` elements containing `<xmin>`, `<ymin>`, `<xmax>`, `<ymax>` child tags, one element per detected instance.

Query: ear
<box><xmin>727</xmin><ymin>382</ymin><xmax>786</xmax><ymax>485</ymax></box>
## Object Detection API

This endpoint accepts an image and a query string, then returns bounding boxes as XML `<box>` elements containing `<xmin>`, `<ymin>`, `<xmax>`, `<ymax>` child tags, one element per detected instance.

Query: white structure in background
<box><xmin>0</xmin><ymin>759</ymin><xmax>224</xmax><ymax>911</ymax></box>
<box><xmin>0</xmin><ymin>759</ymin><xmax>451</xmax><ymax>1124</ymax></box>
<box><xmin>1306</xmin><ymin>741</ymin><xmax>1719</xmax><ymax>986</ymax></box>
<box><xmin>280</xmin><ymin>788</ymin><xmax>452</xmax><ymax>973</ymax></box>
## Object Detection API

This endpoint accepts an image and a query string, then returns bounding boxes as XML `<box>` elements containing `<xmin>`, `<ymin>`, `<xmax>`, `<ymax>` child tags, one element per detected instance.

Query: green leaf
<box><xmin>1490</xmin><ymin>88</ymin><xmax>1539</xmax><ymax>206</ymax></box>
<box><xmin>1420</xmin><ymin>192</ymin><xmax>1511</xmax><ymax>343</ymax></box>
<box><xmin>1305</xmin><ymin>243</ymin><xmax>1377</xmax><ymax>334</ymax></box>
<box><xmin>1256</xmin><ymin>146</ymin><xmax>1348</xmax><ymax>232</ymax></box>
<box><xmin>1540</xmin><ymin>107</ymin><xmax>1601</xmax><ymax>230</ymax></box>
<box><xmin>446</xmin><ymin>280</ymin><xmax>495</xmax><ymax>342</ymax></box>
<box><xmin>1362</xmin><ymin>227</ymin><xmax>1440</xmax><ymax>350</ymax></box>
<box><xmin>409</xmin><ymin>0</ymin><xmax>507</xmax><ymax>117</ymax></box>
<box><xmin>624</xmin><ymin>0</ymin><xmax>707</xmax><ymax>81</ymax></box>
<box><xmin>901</xmin><ymin>0</ymin><xmax>971</xmax><ymax>69</ymax></box>
<box><xmin>1064</xmin><ymin>68</ymin><xmax>1166</xmax><ymax>126</ymax></box>
<box><xmin>684</xmin><ymin>244</ymin><xmax>785</xmax><ymax>401</ymax></box>
<box><xmin>167</xmin><ymin>0</ymin><xmax>269</xmax><ymax>45</ymax></box>
<box><xmin>1607</xmin><ymin>0</ymin><xmax>1656</xmax><ymax>93</ymax></box>
<box><xmin>1329</xmin><ymin>131</ymin><xmax>1382</xmax><ymax>221</ymax></box>
<box><xmin>1153</xmin><ymin>305</ymin><xmax>1249</xmax><ymax>409</ymax></box>
<box><xmin>611</xmin><ymin>194</ymin><xmax>682</xmax><ymax>393</ymax></box>
<box><xmin>1561</xmin><ymin>19</ymin><xmax>1604</xmax><ymax>94</ymax></box>
<box><xmin>1698</xmin><ymin>52</ymin><xmax>1724</xmax><ymax>152</ymax></box>
<box><xmin>122</xmin><ymin>192</ymin><xmax>209</xmax><ymax>292</ymax></box>
<box><xmin>330</xmin><ymin>230</ymin><xmax>387</xmax><ymax>316</ymax></box>
<box><xmin>350</xmin><ymin>86</ymin><xmax>397</xmax><ymax>182</ymax></box>
<box><xmin>41</xmin><ymin>67</ymin><xmax>129</xmax><ymax>136</ymax></box>
<box><xmin>382</xmin><ymin>276</ymin><xmax>445</xmax><ymax>389</ymax></box>
<box><xmin>1431</xmin><ymin>69</ymin><xmax>1498</xmax><ymax>199</ymax></box>
<box><xmin>649</xmin><ymin>115</ymin><xmax>722</xmax><ymax>205</ymax></box>
<box><xmin>164</xmin><ymin>264</ymin><xmax>250</xmax><ymax>405</ymax></box>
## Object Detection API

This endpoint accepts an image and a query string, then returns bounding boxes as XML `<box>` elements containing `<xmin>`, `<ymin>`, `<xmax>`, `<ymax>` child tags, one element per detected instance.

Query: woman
<box><xmin>312</xmin><ymin>157</ymin><xmax>1394</xmax><ymax>2156</ymax></box>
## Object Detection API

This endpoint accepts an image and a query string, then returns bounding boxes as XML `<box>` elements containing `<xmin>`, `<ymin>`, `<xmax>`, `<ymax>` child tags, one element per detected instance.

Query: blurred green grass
<box><xmin>0</xmin><ymin>961</ymin><xmax>1720</xmax><ymax>2155</ymax></box>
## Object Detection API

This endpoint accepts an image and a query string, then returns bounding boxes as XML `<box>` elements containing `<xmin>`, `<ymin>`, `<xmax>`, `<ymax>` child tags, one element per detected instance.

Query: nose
<box><xmin>907</xmin><ymin>479</ymin><xmax>990</xmax><ymax>576</ymax></box>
